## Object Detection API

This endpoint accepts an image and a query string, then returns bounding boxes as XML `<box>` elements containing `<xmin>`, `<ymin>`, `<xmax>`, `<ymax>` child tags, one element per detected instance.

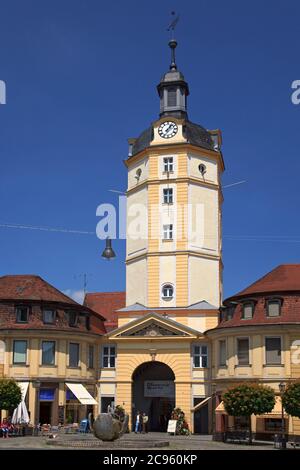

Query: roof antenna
<box><xmin>167</xmin><ymin>11</ymin><xmax>180</xmax><ymax>71</ymax></box>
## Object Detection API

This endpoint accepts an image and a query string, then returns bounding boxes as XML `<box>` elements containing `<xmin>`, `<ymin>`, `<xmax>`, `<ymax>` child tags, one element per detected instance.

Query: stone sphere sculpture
<box><xmin>88</xmin><ymin>412</ymin><xmax>129</xmax><ymax>442</ymax></box>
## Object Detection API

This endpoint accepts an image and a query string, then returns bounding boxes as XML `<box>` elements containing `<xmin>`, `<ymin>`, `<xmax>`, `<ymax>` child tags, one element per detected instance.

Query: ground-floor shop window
<box><xmin>265</xmin><ymin>418</ymin><xmax>282</xmax><ymax>432</ymax></box>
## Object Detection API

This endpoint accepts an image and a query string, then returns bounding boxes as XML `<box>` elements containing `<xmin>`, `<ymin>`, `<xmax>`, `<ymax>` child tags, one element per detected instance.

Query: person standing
<box><xmin>142</xmin><ymin>413</ymin><xmax>148</xmax><ymax>434</ymax></box>
<box><xmin>135</xmin><ymin>411</ymin><xmax>141</xmax><ymax>434</ymax></box>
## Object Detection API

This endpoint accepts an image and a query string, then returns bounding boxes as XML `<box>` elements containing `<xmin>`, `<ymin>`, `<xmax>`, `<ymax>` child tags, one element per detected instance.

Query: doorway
<box><xmin>193</xmin><ymin>398</ymin><xmax>209</xmax><ymax>434</ymax></box>
<box><xmin>39</xmin><ymin>402</ymin><xmax>52</xmax><ymax>425</ymax></box>
<box><xmin>132</xmin><ymin>361</ymin><xmax>175</xmax><ymax>432</ymax></box>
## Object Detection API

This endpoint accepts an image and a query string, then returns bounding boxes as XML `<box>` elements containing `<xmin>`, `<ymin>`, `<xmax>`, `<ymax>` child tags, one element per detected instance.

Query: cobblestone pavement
<box><xmin>0</xmin><ymin>433</ymin><xmax>275</xmax><ymax>450</ymax></box>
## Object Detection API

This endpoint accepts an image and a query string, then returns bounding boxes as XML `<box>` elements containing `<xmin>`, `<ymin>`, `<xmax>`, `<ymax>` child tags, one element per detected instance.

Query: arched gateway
<box><xmin>132</xmin><ymin>361</ymin><xmax>175</xmax><ymax>431</ymax></box>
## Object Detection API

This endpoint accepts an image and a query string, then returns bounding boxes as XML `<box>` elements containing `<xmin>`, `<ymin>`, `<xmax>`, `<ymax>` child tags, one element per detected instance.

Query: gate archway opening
<box><xmin>132</xmin><ymin>361</ymin><xmax>175</xmax><ymax>432</ymax></box>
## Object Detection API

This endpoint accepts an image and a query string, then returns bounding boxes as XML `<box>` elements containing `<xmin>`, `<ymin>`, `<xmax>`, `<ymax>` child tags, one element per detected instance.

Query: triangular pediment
<box><xmin>107</xmin><ymin>312</ymin><xmax>201</xmax><ymax>339</ymax></box>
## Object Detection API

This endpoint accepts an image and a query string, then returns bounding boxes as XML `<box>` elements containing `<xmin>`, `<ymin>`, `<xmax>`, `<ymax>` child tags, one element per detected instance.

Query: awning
<box><xmin>215</xmin><ymin>397</ymin><xmax>287</xmax><ymax>417</ymax></box>
<box><xmin>215</xmin><ymin>401</ymin><xmax>228</xmax><ymax>415</ymax></box>
<box><xmin>259</xmin><ymin>396</ymin><xmax>287</xmax><ymax>418</ymax></box>
<box><xmin>65</xmin><ymin>383</ymin><xmax>97</xmax><ymax>405</ymax></box>
<box><xmin>191</xmin><ymin>396</ymin><xmax>211</xmax><ymax>412</ymax></box>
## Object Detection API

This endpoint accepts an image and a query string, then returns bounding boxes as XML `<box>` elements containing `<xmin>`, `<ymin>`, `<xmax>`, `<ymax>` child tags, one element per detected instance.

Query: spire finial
<box><xmin>167</xmin><ymin>11</ymin><xmax>179</xmax><ymax>71</ymax></box>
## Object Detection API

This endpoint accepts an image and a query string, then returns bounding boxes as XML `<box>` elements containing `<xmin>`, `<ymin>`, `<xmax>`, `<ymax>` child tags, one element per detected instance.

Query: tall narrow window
<box><xmin>102</xmin><ymin>346</ymin><xmax>116</xmax><ymax>368</ymax></box>
<box><xmin>163</xmin><ymin>188</ymin><xmax>173</xmax><ymax>204</ymax></box>
<box><xmin>88</xmin><ymin>345</ymin><xmax>94</xmax><ymax>369</ymax></box>
<box><xmin>265</xmin><ymin>337</ymin><xmax>281</xmax><ymax>365</ymax></box>
<box><xmin>69</xmin><ymin>343</ymin><xmax>80</xmax><ymax>367</ymax></box>
<box><xmin>193</xmin><ymin>345</ymin><xmax>208</xmax><ymax>368</ymax></box>
<box><xmin>15</xmin><ymin>306</ymin><xmax>29</xmax><ymax>323</ymax></box>
<box><xmin>13</xmin><ymin>340</ymin><xmax>27</xmax><ymax>364</ymax></box>
<box><xmin>219</xmin><ymin>340</ymin><xmax>226</xmax><ymax>366</ymax></box>
<box><xmin>237</xmin><ymin>338</ymin><xmax>250</xmax><ymax>365</ymax></box>
<box><xmin>42</xmin><ymin>341</ymin><xmax>55</xmax><ymax>365</ymax></box>
<box><xmin>167</xmin><ymin>87</ymin><xmax>177</xmax><ymax>107</ymax></box>
<box><xmin>163</xmin><ymin>224</ymin><xmax>173</xmax><ymax>240</ymax></box>
<box><xmin>163</xmin><ymin>157</ymin><xmax>174</xmax><ymax>173</ymax></box>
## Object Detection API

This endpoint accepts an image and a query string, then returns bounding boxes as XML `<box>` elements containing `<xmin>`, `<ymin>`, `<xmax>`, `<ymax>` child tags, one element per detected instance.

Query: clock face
<box><xmin>158</xmin><ymin>121</ymin><xmax>178</xmax><ymax>139</ymax></box>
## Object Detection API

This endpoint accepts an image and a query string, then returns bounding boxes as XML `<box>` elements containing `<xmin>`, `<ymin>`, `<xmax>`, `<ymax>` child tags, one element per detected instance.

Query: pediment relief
<box><xmin>119</xmin><ymin>321</ymin><xmax>189</xmax><ymax>337</ymax></box>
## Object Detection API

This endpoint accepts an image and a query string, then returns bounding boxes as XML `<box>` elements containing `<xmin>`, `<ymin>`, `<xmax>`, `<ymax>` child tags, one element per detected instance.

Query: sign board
<box><xmin>144</xmin><ymin>381</ymin><xmax>175</xmax><ymax>398</ymax></box>
<box><xmin>39</xmin><ymin>389</ymin><xmax>55</xmax><ymax>401</ymax></box>
<box><xmin>167</xmin><ymin>420</ymin><xmax>177</xmax><ymax>434</ymax></box>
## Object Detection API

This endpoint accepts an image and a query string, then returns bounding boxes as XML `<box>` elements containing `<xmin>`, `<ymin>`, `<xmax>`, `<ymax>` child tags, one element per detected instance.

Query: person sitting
<box><xmin>1</xmin><ymin>418</ymin><xmax>12</xmax><ymax>438</ymax></box>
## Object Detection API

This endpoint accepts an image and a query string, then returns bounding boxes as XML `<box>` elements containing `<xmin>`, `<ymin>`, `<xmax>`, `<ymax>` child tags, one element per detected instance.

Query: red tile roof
<box><xmin>84</xmin><ymin>292</ymin><xmax>126</xmax><ymax>331</ymax></box>
<box><xmin>212</xmin><ymin>265</ymin><xmax>300</xmax><ymax>330</ymax></box>
<box><xmin>0</xmin><ymin>275</ymin><xmax>78</xmax><ymax>305</ymax></box>
<box><xmin>231</xmin><ymin>264</ymin><xmax>300</xmax><ymax>299</ymax></box>
<box><xmin>0</xmin><ymin>275</ymin><xmax>106</xmax><ymax>335</ymax></box>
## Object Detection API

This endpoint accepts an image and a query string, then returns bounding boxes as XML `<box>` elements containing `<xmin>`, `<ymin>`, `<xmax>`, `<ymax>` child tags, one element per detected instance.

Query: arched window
<box><xmin>162</xmin><ymin>284</ymin><xmax>174</xmax><ymax>300</ymax></box>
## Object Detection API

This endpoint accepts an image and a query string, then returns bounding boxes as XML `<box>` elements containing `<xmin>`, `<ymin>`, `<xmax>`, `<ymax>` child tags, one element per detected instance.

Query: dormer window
<box><xmin>68</xmin><ymin>311</ymin><xmax>78</xmax><ymax>327</ymax></box>
<box><xmin>266</xmin><ymin>299</ymin><xmax>282</xmax><ymax>317</ymax></box>
<box><xmin>16</xmin><ymin>306</ymin><xmax>29</xmax><ymax>323</ymax></box>
<box><xmin>242</xmin><ymin>302</ymin><xmax>254</xmax><ymax>319</ymax></box>
<box><xmin>43</xmin><ymin>309</ymin><xmax>56</xmax><ymax>324</ymax></box>
<box><xmin>226</xmin><ymin>305</ymin><xmax>235</xmax><ymax>320</ymax></box>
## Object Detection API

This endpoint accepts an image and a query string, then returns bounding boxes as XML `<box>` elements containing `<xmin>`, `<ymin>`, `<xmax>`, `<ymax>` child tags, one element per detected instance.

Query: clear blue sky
<box><xmin>1</xmin><ymin>0</ymin><xmax>299</xmax><ymax>302</ymax></box>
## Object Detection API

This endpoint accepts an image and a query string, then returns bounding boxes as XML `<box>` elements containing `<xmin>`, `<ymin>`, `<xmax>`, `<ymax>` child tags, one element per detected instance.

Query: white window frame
<box><xmin>102</xmin><ymin>345</ymin><xmax>116</xmax><ymax>368</ymax></box>
<box><xmin>163</xmin><ymin>188</ymin><xmax>173</xmax><ymax>204</ymax></box>
<box><xmin>192</xmin><ymin>344</ymin><xmax>208</xmax><ymax>368</ymax></box>
<box><xmin>163</xmin><ymin>157</ymin><xmax>174</xmax><ymax>173</ymax></box>
<box><xmin>161</xmin><ymin>283</ymin><xmax>174</xmax><ymax>300</ymax></box>
<box><xmin>163</xmin><ymin>224</ymin><xmax>173</xmax><ymax>240</ymax></box>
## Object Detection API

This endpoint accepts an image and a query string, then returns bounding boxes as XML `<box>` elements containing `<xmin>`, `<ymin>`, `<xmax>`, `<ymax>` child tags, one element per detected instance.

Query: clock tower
<box><xmin>125</xmin><ymin>39</ymin><xmax>224</xmax><ymax>319</ymax></box>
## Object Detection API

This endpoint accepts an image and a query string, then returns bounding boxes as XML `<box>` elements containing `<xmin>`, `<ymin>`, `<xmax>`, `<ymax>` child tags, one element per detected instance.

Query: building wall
<box><xmin>209</xmin><ymin>325</ymin><xmax>300</xmax><ymax>435</ymax></box>
<box><xmin>126</xmin><ymin>257</ymin><xmax>147</xmax><ymax>308</ymax></box>
<box><xmin>125</xmin><ymin>125</ymin><xmax>224</xmax><ymax>311</ymax></box>
<box><xmin>114</xmin><ymin>340</ymin><xmax>193</xmax><ymax>429</ymax></box>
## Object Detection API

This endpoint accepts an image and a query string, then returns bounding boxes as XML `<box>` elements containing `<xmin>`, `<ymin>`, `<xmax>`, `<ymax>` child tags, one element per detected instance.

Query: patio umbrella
<box><xmin>12</xmin><ymin>382</ymin><xmax>30</xmax><ymax>424</ymax></box>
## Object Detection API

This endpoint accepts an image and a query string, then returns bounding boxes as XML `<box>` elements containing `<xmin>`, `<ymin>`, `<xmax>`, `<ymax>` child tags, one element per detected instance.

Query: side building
<box><xmin>0</xmin><ymin>275</ymin><xmax>105</xmax><ymax>425</ymax></box>
<box><xmin>207</xmin><ymin>264</ymin><xmax>300</xmax><ymax>440</ymax></box>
